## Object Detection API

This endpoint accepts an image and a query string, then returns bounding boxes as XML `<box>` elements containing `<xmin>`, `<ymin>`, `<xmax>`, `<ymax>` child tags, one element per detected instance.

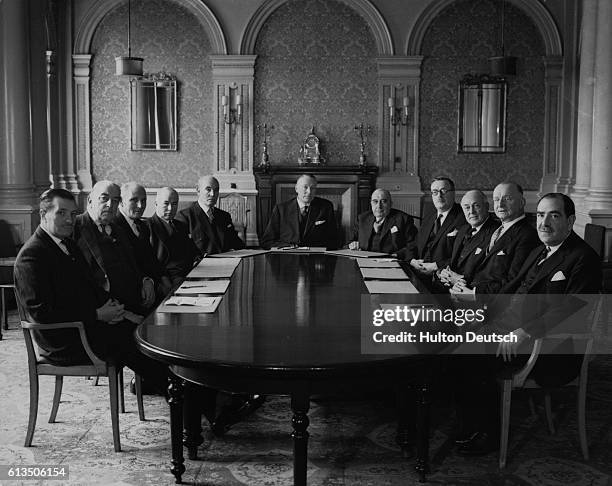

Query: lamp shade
<box><xmin>115</xmin><ymin>56</ymin><xmax>144</xmax><ymax>76</ymax></box>
<box><xmin>488</xmin><ymin>56</ymin><xmax>517</xmax><ymax>76</ymax></box>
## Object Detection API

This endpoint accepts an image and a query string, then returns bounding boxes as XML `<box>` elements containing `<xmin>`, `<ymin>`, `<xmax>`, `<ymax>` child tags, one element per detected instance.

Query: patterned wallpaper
<box><xmin>90</xmin><ymin>0</ymin><xmax>213</xmax><ymax>186</ymax></box>
<box><xmin>419</xmin><ymin>0</ymin><xmax>545</xmax><ymax>190</ymax></box>
<box><xmin>253</xmin><ymin>0</ymin><xmax>378</xmax><ymax>166</ymax></box>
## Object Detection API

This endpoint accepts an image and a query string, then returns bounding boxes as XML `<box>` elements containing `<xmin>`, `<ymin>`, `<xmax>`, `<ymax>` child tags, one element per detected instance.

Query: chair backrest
<box><xmin>584</xmin><ymin>223</ymin><xmax>606</xmax><ymax>261</ymax></box>
<box><xmin>217</xmin><ymin>193</ymin><xmax>249</xmax><ymax>241</ymax></box>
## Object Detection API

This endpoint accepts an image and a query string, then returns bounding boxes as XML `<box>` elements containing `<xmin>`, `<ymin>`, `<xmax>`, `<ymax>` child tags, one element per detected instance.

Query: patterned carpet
<box><xmin>1</xmin><ymin>310</ymin><xmax>611</xmax><ymax>486</ymax></box>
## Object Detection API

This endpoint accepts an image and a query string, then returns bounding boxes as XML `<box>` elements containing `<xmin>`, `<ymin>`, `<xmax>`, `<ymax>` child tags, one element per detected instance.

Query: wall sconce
<box><xmin>388</xmin><ymin>96</ymin><xmax>409</xmax><ymax>135</ymax></box>
<box><xmin>221</xmin><ymin>93</ymin><xmax>242</xmax><ymax>125</ymax></box>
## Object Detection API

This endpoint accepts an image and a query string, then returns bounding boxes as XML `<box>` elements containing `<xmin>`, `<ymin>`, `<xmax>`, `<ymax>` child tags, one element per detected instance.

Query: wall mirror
<box><xmin>457</xmin><ymin>74</ymin><xmax>507</xmax><ymax>153</ymax></box>
<box><xmin>130</xmin><ymin>74</ymin><xmax>177</xmax><ymax>151</ymax></box>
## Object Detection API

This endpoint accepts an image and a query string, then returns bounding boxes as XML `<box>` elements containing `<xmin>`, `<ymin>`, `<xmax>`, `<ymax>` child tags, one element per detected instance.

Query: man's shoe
<box><xmin>210</xmin><ymin>395</ymin><xmax>265</xmax><ymax>437</ymax></box>
<box><xmin>454</xmin><ymin>430</ymin><xmax>478</xmax><ymax>445</ymax></box>
<box><xmin>456</xmin><ymin>431</ymin><xmax>498</xmax><ymax>456</ymax></box>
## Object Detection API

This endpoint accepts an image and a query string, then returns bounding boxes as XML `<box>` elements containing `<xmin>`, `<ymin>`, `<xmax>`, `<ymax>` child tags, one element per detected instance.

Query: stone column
<box><xmin>584</xmin><ymin>0</ymin><xmax>612</xmax><ymax>258</ymax></box>
<box><xmin>72</xmin><ymin>54</ymin><xmax>93</xmax><ymax>194</ymax></box>
<box><xmin>376</xmin><ymin>56</ymin><xmax>423</xmax><ymax>218</ymax></box>
<box><xmin>0</xmin><ymin>0</ymin><xmax>38</xmax><ymax>247</ymax></box>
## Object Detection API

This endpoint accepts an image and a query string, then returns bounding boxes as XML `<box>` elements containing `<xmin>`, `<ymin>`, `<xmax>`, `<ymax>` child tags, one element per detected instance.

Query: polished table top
<box><xmin>136</xmin><ymin>253</ymin><xmax>448</xmax><ymax>377</ymax></box>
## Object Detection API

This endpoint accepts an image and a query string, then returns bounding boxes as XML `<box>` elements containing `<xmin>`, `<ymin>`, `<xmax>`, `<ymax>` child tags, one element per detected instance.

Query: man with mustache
<box><xmin>175</xmin><ymin>175</ymin><xmax>245</xmax><ymax>256</ymax></box>
<box><xmin>74</xmin><ymin>180</ymin><xmax>156</xmax><ymax>316</ymax></box>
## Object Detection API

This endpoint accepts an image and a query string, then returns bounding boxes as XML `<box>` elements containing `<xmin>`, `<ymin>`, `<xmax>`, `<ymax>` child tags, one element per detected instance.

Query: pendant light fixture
<box><xmin>488</xmin><ymin>0</ymin><xmax>517</xmax><ymax>76</ymax></box>
<box><xmin>115</xmin><ymin>0</ymin><xmax>143</xmax><ymax>76</ymax></box>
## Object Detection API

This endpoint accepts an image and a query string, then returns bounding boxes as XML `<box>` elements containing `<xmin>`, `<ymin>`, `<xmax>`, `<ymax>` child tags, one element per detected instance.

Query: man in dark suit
<box><xmin>437</xmin><ymin>190</ymin><xmax>499</xmax><ymax>289</ymax></box>
<box><xmin>73</xmin><ymin>180</ymin><xmax>156</xmax><ymax>316</ymax></box>
<box><xmin>175</xmin><ymin>175</ymin><xmax>245</xmax><ymax>256</ymax></box>
<box><xmin>148</xmin><ymin>187</ymin><xmax>198</xmax><ymax>286</ymax></box>
<box><xmin>455</xmin><ymin>193</ymin><xmax>601</xmax><ymax>455</ymax></box>
<box><xmin>408</xmin><ymin>176</ymin><xmax>466</xmax><ymax>275</ymax></box>
<box><xmin>13</xmin><ymin>189</ymin><xmax>167</xmax><ymax>388</ymax></box>
<box><xmin>261</xmin><ymin>174</ymin><xmax>339</xmax><ymax>249</ymax></box>
<box><xmin>347</xmin><ymin>188</ymin><xmax>417</xmax><ymax>256</ymax></box>
<box><xmin>115</xmin><ymin>182</ymin><xmax>171</xmax><ymax>297</ymax></box>
<box><xmin>451</xmin><ymin>181</ymin><xmax>539</xmax><ymax>296</ymax></box>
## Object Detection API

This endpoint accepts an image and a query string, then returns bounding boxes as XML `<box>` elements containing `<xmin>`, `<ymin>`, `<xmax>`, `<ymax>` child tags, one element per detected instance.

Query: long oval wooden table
<box><xmin>135</xmin><ymin>253</ymin><xmax>448</xmax><ymax>485</ymax></box>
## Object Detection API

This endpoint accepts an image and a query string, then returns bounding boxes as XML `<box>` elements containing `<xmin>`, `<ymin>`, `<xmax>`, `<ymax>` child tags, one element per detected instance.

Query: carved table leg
<box><xmin>415</xmin><ymin>383</ymin><xmax>430</xmax><ymax>482</ymax></box>
<box><xmin>168</xmin><ymin>375</ymin><xmax>186</xmax><ymax>484</ymax></box>
<box><xmin>183</xmin><ymin>383</ymin><xmax>204</xmax><ymax>460</ymax></box>
<box><xmin>291</xmin><ymin>391</ymin><xmax>310</xmax><ymax>486</ymax></box>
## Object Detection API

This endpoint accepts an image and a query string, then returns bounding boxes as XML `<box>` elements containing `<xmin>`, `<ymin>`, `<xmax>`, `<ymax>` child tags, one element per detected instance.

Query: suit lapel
<box><xmin>150</xmin><ymin>215</ymin><xmax>170</xmax><ymax>261</ymax></box>
<box><xmin>431</xmin><ymin>205</ymin><xmax>458</xmax><ymax>247</ymax></box>
<box><xmin>80</xmin><ymin>215</ymin><xmax>108</xmax><ymax>276</ymax></box>
<box><xmin>359</xmin><ymin>213</ymin><xmax>375</xmax><ymax>249</ymax></box>
<box><xmin>302</xmin><ymin>199</ymin><xmax>319</xmax><ymax>237</ymax></box>
<box><xmin>419</xmin><ymin>213</ymin><xmax>436</xmax><ymax>254</ymax></box>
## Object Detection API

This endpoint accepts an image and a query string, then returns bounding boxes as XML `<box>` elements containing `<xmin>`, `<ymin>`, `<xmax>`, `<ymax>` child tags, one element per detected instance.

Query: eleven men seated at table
<box><xmin>73</xmin><ymin>181</ymin><xmax>159</xmax><ymax>316</ymax></box>
<box><xmin>450</xmin><ymin>181</ymin><xmax>539</xmax><ymax>296</ymax></box>
<box><xmin>437</xmin><ymin>190</ymin><xmax>500</xmax><ymax>290</ymax></box>
<box><xmin>176</xmin><ymin>175</ymin><xmax>245</xmax><ymax>256</ymax></box>
<box><xmin>453</xmin><ymin>193</ymin><xmax>602</xmax><ymax>455</ymax></box>
<box><xmin>347</xmin><ymin>188</ymin><xmax>417</xmax><ymax>257</ymax></box>
<box><xmin>261</xmin><ymin>174</ymin><xmax>339</xmax><ymax>249</ymax></box>
<box><xmin>148</xmin><ymin>187</ymin><xmax>198</xmax><ymax>286</ymax></box>
<box><xmin>407</xmin><ymin>177</ymin><xmax>466</xmax><ymax>276</ymax></box>
<box><xmin>115</xmin><ymin>182</ymin><xmax>171</xmax><ymax>297</ymax></box>
<box><xmin>13</xmin><ymin>188</ymin><xmax>168</xmax><ymax>390</ymax></box>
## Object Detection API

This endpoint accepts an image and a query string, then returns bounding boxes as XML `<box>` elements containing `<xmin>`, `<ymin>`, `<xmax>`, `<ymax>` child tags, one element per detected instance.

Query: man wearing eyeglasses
<box><xmin>407</xmin><ymin>177</ymin><xmax>465</xmax><ymax>277</ymax></box>
<box><xmin>451</xmin><ymin>181</ymin><xmax>539</xmax><ymax>296</ymax></box>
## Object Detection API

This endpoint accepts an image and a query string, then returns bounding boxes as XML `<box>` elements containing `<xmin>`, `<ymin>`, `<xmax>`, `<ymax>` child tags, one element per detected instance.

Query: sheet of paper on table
<box><xmin>356</xmin><ymin>258</ymin><xmax>401</xmax><ymax>268</ymax></box>
<box><xmin>157</xmin><ymin>296</ymin><xmax>222</xmax><ymax>313</ymax></box>
<box><xmin>196</xmin><ymin>258</ymin><xmax>241</xmax><ymax>269</ymax></box>
<box><xmin>365</xmin><ymin>280</ymin><xmax>419</xmax><ymax>294</ymax></box>
<box><xmin>189</xmin><ymin>258</ymin><xmax>241</xmax><ymax>278</ymax></box>
<box><xmin>270</xmin><ymin>246</ymin><xmax>327</xmax><ymax>253</ymax></box>
<box><xmin>360</xmin><ymin>267</ymin><xmax>409</xmax><ymax>280</ymax></box>
<box><xmin>326</xmin><ymin>249</ymin><xmax>390</xmax><ymax>258</ymax></box>
<box><xmin>209</xmin><ymin>249</ymin><xmax>270</xmax><ymax>258</ymax></box>
<box><xmin>175</xmin><ymin>279</ymin><xmax>230</xmax><ymax>295</ymax></box>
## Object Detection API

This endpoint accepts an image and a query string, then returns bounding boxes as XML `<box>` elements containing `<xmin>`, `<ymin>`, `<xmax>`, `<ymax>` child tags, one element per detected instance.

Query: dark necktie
<box><xmin>537</xmin><ymin>246</ymin><xmax>551</xmax><ymax>265</ymax></box>
<box><xmin>373</xmin><ymin>220</ymin><xmax>383</xmax><ymax>234</ymax></box>
<box><xmin>465</xmin><ymin>226</ymin><xmax>477</xmax><ymax>241</ymax></box>
<box><xmin>61</xmin><ymin>238</ymin><xmax>77</xmax><ymax>260</ymax></box>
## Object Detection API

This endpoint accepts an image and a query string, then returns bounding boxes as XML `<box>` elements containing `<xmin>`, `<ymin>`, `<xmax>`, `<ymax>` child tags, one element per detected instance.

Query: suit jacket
<box><xmin>350</xmin><ymin>208</ymin><xmax>417</xmax><ymax>256</ymax></box>
<box><xmin>175</xmin><ymin>203</ymin><xmax>245</xmax><ymax>256</ymax></box>
<box><xmin>406</xmin><ymin>202</ymin><xmax>466</xmax><ymax>267</ymax></box>
<box><xmin>13</xmin><ymin>227</ymin><xmax>108</xmax><ymax>364</ymax></box>
<box><xmin>261</xmin><ymin>197</ymin><xmax>339</xmax><ymax>250</ymax></box>
<box><xmin>114</xmin><ymin>212</ymin><xmax>165</xmax><ymax>281</ymax></box>
<box><xmin>148</xmin><ymin>214</ymin><xmax>197</xmax><ymax>281</ymax></box>
<box><xmin>470</xmin><ymin>216</ymin><xmax>539</xmax><ymax>294</ymax></box>
<box><xmin>449</xmin><ymin>216</ymin><xmax>500</xmax><ymax>285</ymax></box>
<box><xmin>73</xmin><ymin>212</ymin><xmax>146</xmax><ymax>313</ymax></box>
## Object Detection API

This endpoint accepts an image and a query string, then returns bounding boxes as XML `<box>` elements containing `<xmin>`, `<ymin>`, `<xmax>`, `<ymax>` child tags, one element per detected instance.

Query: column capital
<box><xmin>211</xmin><ymin>55</ymin><xmax>257</xmax><ymax>81</ymax></box>
<box><xmin>376</xmin><ymin>56</ymin><xmax>423</xmax><ymax>79</ymax></box>
<box><xmin>72</xmin><ymin>54</ymin><xmax>92</xmax><ymax>78</ymax></box>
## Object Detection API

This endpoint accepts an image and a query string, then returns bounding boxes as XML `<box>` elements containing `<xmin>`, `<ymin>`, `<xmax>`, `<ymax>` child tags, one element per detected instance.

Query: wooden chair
<box><xmin>217</xmin><ymin>193</ymin><xmax>250</xmax><ymax>243</ymax></box>
<box><xmin>21</xmin><ymin>320</ymin><xmax>145</xmax><ymax>452</ymax></box>
<box><xmin>498</xmin><ymin>295</ymin><xmax>602</xmax><ymax>468</ymax></box>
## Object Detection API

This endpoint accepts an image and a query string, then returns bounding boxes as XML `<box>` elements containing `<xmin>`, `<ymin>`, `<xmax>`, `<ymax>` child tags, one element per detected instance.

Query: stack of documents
<box><xmin>157</xmin><ymin>296</ymin><xmax>222</xmax><ymax>313</ymax></box>
<box><xmin>356</xmin><ymin>258</ymin><xmax>401</xmax><ymax>268</ymax></box>
<box><xmin>188</xmin><ymin>258</ymin><xmax>241</xmax><ymax>278</ymax></box>
<box><xmin>174</xmin><ymin>280</ymin><xmax>230</xmax><ymax>295</ymax></box>
<box><xmin>270</xmin><ymin>246</ymin><xmax>327</xmax><ymax>253</ymax></box>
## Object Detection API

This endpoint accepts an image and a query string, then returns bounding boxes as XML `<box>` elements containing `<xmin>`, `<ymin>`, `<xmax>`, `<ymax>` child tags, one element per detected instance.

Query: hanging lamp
<box><xmin>115</xmin><ymin>0</ymin><xmax>143</xmax><ymax>76</ymax></box>
<box><xmin>488</xmin><ymin>0</ymin><xmax>517</xmax><ymax>76</ymax></box>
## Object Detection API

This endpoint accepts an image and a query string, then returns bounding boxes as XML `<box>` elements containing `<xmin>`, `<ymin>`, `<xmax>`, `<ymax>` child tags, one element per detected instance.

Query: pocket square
<box><xmin>474</xmin><ymin>247</ymin><xmax>482</xmax><ymax>255</ymax></box>
<box><xmin>315</xmin><ymin>220</ymin><xmax>325</xmax><ymax>226</ymax></box>
<box><xmin>390</xmin><ymin>225</ymin><xmax>398</xmax><ymax>234</ymax></box>
<box><xmin>496</xmin><ymin>250</ymin><xmax>506</xmax><ymax>256</ymax></box>
<box><xmin>551</xmin><ymin>270</ymin><xmax>566</xmax><ymax>282</ymax></box>
<box><xmin>447</xmin><ymin>229</ymin><xmax>458</xmax><ymax>237</ymax></box>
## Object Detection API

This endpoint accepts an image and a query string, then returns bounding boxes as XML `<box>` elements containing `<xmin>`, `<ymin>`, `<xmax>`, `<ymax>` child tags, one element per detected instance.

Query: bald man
<box><xmin>261</xmin><ymin>174</ymin><xmax>339</xmax><ymax>249</ymax></box>
<box><xmin>348</xmin><ymin>188</ymin><xmax>417</xmax><ymax>256</ymax></box>
<box><xmin>451</xmin><ymin>182</ymin><xmax>539</xmax><ymax>296</ymax></box>
<box><xmin>437</xmin><ymin>190</ymin><xmax>499</xmax><ymax>289</ymax></box>
<box><xmin>115</xmin><ymin>182</ymin><xmax>170</xmax><ymax>295</ymax></box>
<box><xmin>175</xmin><ymin>175</ymin><xmax>245</xmax><ymax>256</ymax></box>
<box><xmin>148</xmin><ymin>187</ymin><xmax>198</xmax><ymax>285</ymax></box>
<box><xmin>73</xmin><ymin>180</ymin><xmax>156</xmax><ymax>316</ymax></box>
